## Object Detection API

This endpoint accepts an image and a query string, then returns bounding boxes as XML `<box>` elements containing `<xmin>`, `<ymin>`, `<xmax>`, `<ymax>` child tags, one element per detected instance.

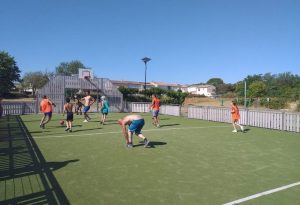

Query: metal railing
<box><xmin>2</xmin><ymin>101</ymin><xmax>299</xmax><ymax>132</ymax></box>
<box><xmin>2</xmin><ymin>102</ymin><xmax>38</xmax><ymax>115</ymax></box>
<box><xmin>125</xmin><ymin>102</ymin><xmax>181</xmax><ymax>116</ymax></box>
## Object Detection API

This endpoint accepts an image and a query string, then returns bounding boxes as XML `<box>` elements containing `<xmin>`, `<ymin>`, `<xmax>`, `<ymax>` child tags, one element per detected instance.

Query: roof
<box><xmin>188</xmin><ymin>84</ymin><xmax>215</xmax><ymax>88</ymax></box>
<box><xmin>150</xmin><ymin>82</ymin><xmax>181</xmax><ymax>87</ymax></box>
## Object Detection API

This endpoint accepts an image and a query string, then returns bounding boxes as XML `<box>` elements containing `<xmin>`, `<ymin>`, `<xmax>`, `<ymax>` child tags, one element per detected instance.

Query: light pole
<box><xmin>141</xmin><ymin>57</ymin><xmax>151</xmax><ymax>90</ymax></box>
<box><xmin>244</xmin><ymin>81</ymin><xmax>247</xmax><ymax>108</ymax></box>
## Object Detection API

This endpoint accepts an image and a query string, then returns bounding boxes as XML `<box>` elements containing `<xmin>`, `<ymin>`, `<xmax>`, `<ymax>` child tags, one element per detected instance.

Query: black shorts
<box><xmin>66</xmin><ymin>112</ymin><xmax>73</xmax><ymax>121</ymax></box>
<box><xmin>44</xmin><ymin>112</ymin><xmax>52</xmax><ymax>118</ymax></box>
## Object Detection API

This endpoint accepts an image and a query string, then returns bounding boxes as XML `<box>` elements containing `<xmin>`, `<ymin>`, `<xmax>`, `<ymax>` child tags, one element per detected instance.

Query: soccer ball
<box><xmin>60</xmin><ymin>120</ymin><xmax>65</xmax><ymax>125</ymax></box>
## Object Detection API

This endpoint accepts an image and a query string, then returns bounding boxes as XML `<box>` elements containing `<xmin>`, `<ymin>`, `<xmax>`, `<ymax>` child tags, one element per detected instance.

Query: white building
<box><xmin>187</xmin><ymin>84</ymin><xmax>216</xmax><ymax>97</ymax></box>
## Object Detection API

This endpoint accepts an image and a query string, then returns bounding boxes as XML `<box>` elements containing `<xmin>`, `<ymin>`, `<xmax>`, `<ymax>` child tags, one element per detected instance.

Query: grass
<box><xmin>1</xmin><ymin>113</ymin><xmax>300</xmax><ymax>205</ymax></box>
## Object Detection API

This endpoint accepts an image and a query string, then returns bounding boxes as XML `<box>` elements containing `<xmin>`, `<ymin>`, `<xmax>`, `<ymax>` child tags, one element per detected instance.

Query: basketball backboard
<box><xmin>79</xmin><ymin>68</ymin><xmax>94</xmax><ymax>80</ymax></box>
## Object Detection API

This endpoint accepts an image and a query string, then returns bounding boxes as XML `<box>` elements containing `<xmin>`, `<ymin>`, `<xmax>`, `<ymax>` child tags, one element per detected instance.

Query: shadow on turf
<box><xmin>243</xmin><ymin>128</ymin><xmax>251</xmax><ymax>133</ymax></box>
<box><xmin>0</xmin><ymin>115</ymin><xmax>73</xmax><ymax>205</ymax></box>
<box><xmin>134</xmin><ymin>141</ymin><xmax>167</xmax><ymax>148</ymax></box>
<box><xmin>159</xmin><ymin>123</ymin><xmax>180</xmax><ymax>128</ymax></box>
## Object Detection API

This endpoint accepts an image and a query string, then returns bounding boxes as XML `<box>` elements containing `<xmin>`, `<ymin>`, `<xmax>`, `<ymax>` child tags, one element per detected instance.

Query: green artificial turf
<box><xmin>1</xmin><ymin>113</ymin><xmax>300</xmax><ymax>205</ymax></box>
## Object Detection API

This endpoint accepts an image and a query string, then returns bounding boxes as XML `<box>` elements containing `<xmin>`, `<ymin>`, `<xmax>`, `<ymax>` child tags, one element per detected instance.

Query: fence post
<box><xmin>22</xmin><ymin>102</ymin><xmax>25</xmax><ymax>115</ymax></box>
<box><xmin>281</xmin><ymin>111</ymin><xmax>285</xmax><ymax>131</ymax></box>
<box><xmin>245</xmin><ymin>108</ymin><xmax>249</xmax><ymax>126</ymax></box>
<box><xmin>35</xmin><ymin>96</ymin><xmax>39</xmax><ymax>114</ymax></box>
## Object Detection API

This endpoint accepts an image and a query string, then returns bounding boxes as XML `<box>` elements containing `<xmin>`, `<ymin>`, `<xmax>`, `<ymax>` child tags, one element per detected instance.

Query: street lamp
<box><xmin>141</xmin><ymin>57</ymin><xmax>151</xmax><ymax>90</ymax></box>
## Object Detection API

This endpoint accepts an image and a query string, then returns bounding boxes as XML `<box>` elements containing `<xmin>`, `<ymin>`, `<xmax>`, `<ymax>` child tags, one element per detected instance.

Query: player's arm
<box><xmin>89</xmin><ymin>97</ymin><xmax>95</xmax><ymax>106</ymax></box>
<box><xmin>63</xmin><ymin>104</ymin><xmax>67</xmax><ymax>116</ymax></box>
<box><xmin>149</xmin><ymin>99</ymin><xmax>154</xmax><ymax>109</ymax></box>
<box><xmin>118</xmin><ymin>118</ymin><xmax>129</xmax><ymax>143</ymax></box>
<box><xmin>48</xmin><ymin>99</ymin><xmax>56</xmax><ymax>107</ymax></box>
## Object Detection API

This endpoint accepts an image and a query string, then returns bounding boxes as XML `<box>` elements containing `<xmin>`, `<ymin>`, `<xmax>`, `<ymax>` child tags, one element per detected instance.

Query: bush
<box><xmin>268</xmin><ymin>98</ymin><xmax>287</xmax><ymax>110</ymax></box>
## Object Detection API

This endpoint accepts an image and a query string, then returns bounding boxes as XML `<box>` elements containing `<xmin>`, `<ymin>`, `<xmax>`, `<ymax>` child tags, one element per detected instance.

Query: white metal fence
<box><xmin>2</xmin><ymin>102</ymin><xmax>38</xmax><ymax>115</ymax></box>
<box><xmin>2</xmin><ymin>101</ymin><xmax>299</xmax><ymax>133</ymax></box>
<box><xmin>125</xmin><ymin>102</ymin><xmax>181</xmax><ymax>116</ymax></box>
<box><xmin>188</xmin><ymin>105</ymin><xmax>300</xmax><ymax>133</ymax></box>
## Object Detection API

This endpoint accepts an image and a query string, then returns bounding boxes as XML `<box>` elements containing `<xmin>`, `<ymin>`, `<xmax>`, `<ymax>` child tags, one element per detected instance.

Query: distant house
<box><xmin>150</xmin><ymin>82</ymin><xmax>182</xmax><ymax>91</ymax></box>
<box><xmin>111</xmin><ymin>80</ymin><xmax>153</xmax><ymax>90</ymax></box>
<box><xmin>187</xmin><ymin>84</ymin><xmax>216</xmax><ymax>97</ymax></box>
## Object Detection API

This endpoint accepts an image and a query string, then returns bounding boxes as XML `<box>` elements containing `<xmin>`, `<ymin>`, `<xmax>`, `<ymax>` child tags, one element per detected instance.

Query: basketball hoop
<box><xmin>79</xmin><ymin>68</ymin><xmax>93</xmax><ymax>80</ymax></box>
<box><xmin>84</xmin><ymin>76</ymin><xmax>90</xmax><ymax>81</ymax></box>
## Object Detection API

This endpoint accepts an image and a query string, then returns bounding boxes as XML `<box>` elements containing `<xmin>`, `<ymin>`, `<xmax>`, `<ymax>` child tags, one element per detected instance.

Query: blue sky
<box><xmin>1</xmin><ymin>0</ymin><xmax>300</xmax><ymax>84</ymax></box>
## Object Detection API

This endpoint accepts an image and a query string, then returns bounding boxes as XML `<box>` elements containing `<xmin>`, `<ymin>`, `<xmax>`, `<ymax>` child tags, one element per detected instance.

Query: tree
<box><xmin>248</xmin><ymin>81</ymin><xmax>267</xmax><ymax>98</ymax></box>
<box><xmin>55</xmin><ymin>60</ymin><xmax>87</xmax><ymax>76</ymax></box>
<box><xmin>207</xmin><ymin>78</ymin><xmax>224</xmax><ymax>86</ymax></box>
<box><xmin>0</xmin><ymin>51</ymin><xmax>21</xmax><ymax>96</ymax></box>
<box><xmin>22</xmin><ymin>72</ymin><xmax>49</xmax><ymax>96</ymax></box>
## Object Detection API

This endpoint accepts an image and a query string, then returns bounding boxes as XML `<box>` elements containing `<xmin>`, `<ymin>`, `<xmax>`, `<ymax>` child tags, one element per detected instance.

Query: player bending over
<box><xmin>118</xmin><ymin>114</ymin><xmax>150</xmax><ymax>148</ymax></box>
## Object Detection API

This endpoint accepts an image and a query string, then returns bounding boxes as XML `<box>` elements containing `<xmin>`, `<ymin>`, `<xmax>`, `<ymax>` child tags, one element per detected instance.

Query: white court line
<box><xmin>223</xmin><ymin>181</ymin><xmax>300</xmax><ymax>205</ymax></box>
<box><xmin>33</xmin><ymin>125</ymin><xmax>228</xmax><ymax>139</ymax></box>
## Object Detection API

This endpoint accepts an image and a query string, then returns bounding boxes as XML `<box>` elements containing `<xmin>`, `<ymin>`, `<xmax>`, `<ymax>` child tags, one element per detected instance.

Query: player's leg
<box><xmin>102</xmin><ymin>113</ymin><xmax>107</xmax><ymax>124</ymax></box>
<box><xmin>65</xmin><ymin>120</ymin><xmax>70</xmax><ymax>131</ymax></box>
<box><xmin>40</xmin><ymin>114</ymin><xmax>46</xmax><ymax>128</ymax></box>
<box><xmin>156</xmin><ymin>110</ymin><xmax>160</xmax><ymax>127</ymax></box>
<box><xmin>236</xmin><ymin>121</ymin><xmax>244</xmax><ymax>131</ymax></box>
<box><xmin>135</xmin><ymin>120</ymin><xmax>150</xmax><ymax>147</ymax></box>
<box><xmin>137</xmin><ymin>133</ymin><xmax>150</xmax><ymax>147</ymax></box>
<box><xmin>83</xmin><ymin>106</ymin><xmax>90</xmax><ymax>122</ymax></box>
<box><xmin>152</xmin><ymin>111</ymin><xmax>157</xmax><ymax>126</ymax></box>
<box><xmin>42</xmin><ymin>112</ymin><xmax>52</xmax><ymax>127</ymax></box>
<box><xmin>232</xmin><ymin>119</ymin><xmax>237</xmax><ymax>132</ymax></box>
<box><xmin>127</xmin><ymin>131</ymin><xmax>133</xmax><ymax>148</ymax></box>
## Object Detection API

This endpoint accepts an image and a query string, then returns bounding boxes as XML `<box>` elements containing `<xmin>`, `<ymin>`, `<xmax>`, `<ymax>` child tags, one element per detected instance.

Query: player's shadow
<box><xmin>242</xmin><ymin>128</ymin><xmax>251</xmax><ymax>133</ymax></box>
<box><xmin>46</xmin><ymin>159</ymin><xmax>79</xmax><ymax>171</ymax></box>
<box><xmin>53</xmin><ymin>125</ymin><xmax>83</xmax><ymax>128</ymax></box>
<box><xmin>135</xmin><ymin>141</ymin><xmax>167</xmax><ymax>148</ymax></box>
<box><xmin>159</xmin><ymin>118</ymin><xmax>170</xmax><ymax>121</ymax></box>
<box><xmin>72</xmin><ymin>127</ymin><xmax>102</xmax><ymax>132</ymax></box>
<box><xmin>30</xmin><ymin>130</ymin><xmax>51</xmax><ymax>134</ymax></box>
<box><xmin>159</xmin><ymin>123</ymin><xmax>180</xmax><ymax>127</ymax></box>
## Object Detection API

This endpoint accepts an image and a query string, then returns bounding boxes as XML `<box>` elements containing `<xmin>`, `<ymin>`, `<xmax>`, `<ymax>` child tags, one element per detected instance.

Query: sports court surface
<box><xmin>1</xmin><ymin>113</ymin><xmax>300</xmax><ymax>205</ymax></box>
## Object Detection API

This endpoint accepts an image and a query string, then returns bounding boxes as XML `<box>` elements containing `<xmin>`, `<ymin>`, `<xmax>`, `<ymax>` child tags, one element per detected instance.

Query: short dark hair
<box><xmin>66</xmin><ymin>97</ymin><xmax>70</xmax><ymax>103</ymax></box>
<box><xmin>43</xmin><ymin>95</ymin><xmax>47</xmax><ymax>99</ymax></box>
<box><xmin>86</xmin><ymin>90</ymin><xmax>90</xmax><ymax>95</ymax></box>
<box><xmin>232</xmin><ymin>101</ymin><xmax>237</xmax><ymax>106</ymax></box>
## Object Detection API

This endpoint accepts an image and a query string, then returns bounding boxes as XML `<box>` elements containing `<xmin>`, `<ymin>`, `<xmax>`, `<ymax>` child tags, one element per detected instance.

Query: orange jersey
<box><xmin>231</xmin><ymin>105</ymin><xmax>240</xmax><ymax>120</ymax></box>
<box><xmin>151</xmin><ymin>97</ymin><xmax>160</xmax><ymax>110</ymax></box>
<box><xmin>40</xmin><ymin>99</ymin><xmax>53</xmax><ymax>113</ymax></box>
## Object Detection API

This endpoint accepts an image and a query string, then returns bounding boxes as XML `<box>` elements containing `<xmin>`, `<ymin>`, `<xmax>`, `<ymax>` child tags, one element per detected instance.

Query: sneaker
<box><xmin>83</xmin><ymin>119</ymin><xmax>89</xmax><ymax>122</ymax></box>
<box><xmin>69</xmin><ymin>129</ymin><xmax>72</xmax><ymax>132</ymax></box>
<box><xmin>156</xmin><ymin>124</ymin><xmax>160</xmax><ymax>128</ymax></box>
<box><xmin>144</xmin><ymin>138</ymin><xmax>150</xmax><ymax>147</ymax></box>
<box><xmin>65</xmin><ymin>128</ymin><xmax>70</xmax><ymax>131</ymax></box>
<box><xmin>241</xmin><ymin>126</ymin><xmax>244</xmax><ymax>132</ymax></box>
<box><xmin>232</xmin><ymin>129</ymin><xmax>237</xmax><ymax>133</ymax></box>
<box><xmin>127</xmin><ymin>143</ymin><xmax>133</xmax><ymax>148</ymax></box>
<box><xmin>41</xmin><ymin>124</ymin><xmax>45</xmax><ymax>129</ymax></box>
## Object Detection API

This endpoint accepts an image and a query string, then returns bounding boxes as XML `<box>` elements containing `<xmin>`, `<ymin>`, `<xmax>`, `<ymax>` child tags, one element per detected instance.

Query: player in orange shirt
<box><xmin>150</xmin><ymin>94</ymin><xmax>161</xmax><ymax>127</ymax></box>
<box><xmin>231</xmin><ymin>101</ymin><xmax>244</xmax><ymax>133</ymax></box>
<box><xmin>39</xmin><ymin>95</ymin><xmax>56</xmax><ymax>129</ymax></box>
